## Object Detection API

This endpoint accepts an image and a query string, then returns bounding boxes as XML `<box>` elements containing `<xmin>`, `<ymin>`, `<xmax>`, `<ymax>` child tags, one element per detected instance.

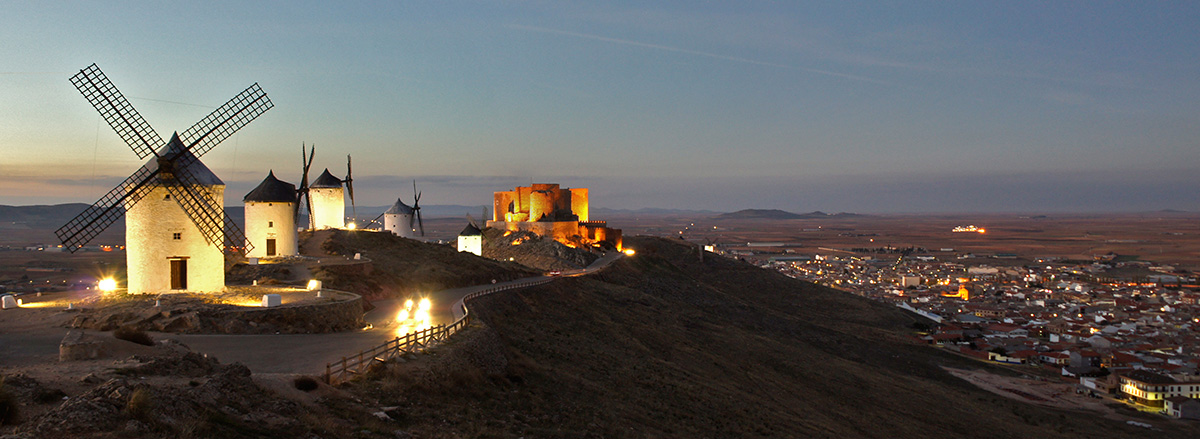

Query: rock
<box><xmin>59</xmin><ymin>330</ymin><xmax>104</xmax><ymax>361</ymax></box>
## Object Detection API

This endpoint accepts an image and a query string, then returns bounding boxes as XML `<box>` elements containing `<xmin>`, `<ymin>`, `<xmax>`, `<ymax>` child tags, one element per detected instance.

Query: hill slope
<box><xmin>350</xmin><ymin>236</ymin><xmax>1193</xmax><ymax>438</ymax></box>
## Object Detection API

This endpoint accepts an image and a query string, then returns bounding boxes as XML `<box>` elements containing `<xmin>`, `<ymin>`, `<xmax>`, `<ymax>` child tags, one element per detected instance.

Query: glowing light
<box><xmin>978</xmin><ymin>228</ymin><xmax>986</xmax><ymax>234</ymax></box>
<box><xmin>346</xmin><ymin>222</ymin><xmax>357</xmax><ymax>230</ymax></box>
<box><xmin>395</xmin><ymin>296</ymin><xmax>433</xmax><ymax>336</ymax></box>
<box><xmin>306</xmin><ymin>279</ymin><xmax>322</xmax><ymax>291</ymax></box>
<box><xmin>98</xmin><ymin>278</ymin><xmax>118</xmax><ymax>292</ymax></box>
<box><xmin>623</xmin><ymin>249</ymin><xmax>636</xmax><ymax>256</ymax></box>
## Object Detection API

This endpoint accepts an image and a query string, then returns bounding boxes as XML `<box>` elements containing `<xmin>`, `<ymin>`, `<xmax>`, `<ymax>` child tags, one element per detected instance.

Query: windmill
<box><xmin>457</xmin><ymin>213</ymin><xmax>483</xmax><ymax>255</ymax></box>
<box><xmin>295</xmin><ymin>143</ymin><xmax>317</xmax><ymax>230</ymax></box>
<box><xmin>55</xmin><ymin>64</ymin><xmax>272</xmax><ymax>293</ymax></box>
<box><xmin>381</xmin><ymin>180</ymin><xmax>423</xmax><ymax>238</ymax></box>
<box><xmin>344</xmin><ymin>154</ymin><xmax>357</xmax><ymax>227</ymax></box>
<box><xmin>308</xmin><ymin>167</ymin><xmax>346</xmax><ymax>229</ymax></box>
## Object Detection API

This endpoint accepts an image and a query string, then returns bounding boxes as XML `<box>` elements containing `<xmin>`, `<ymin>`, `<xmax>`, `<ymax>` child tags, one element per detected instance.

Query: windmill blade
<box><xmin>162</xmin><ymin>152</ymin><xmax>236</xmax><ymax>251</ymax></box>
<box><xmin>178</xmin><ymin>82</ymin><xmax>273</xmax><ymax>157</ymax></box>
<box><xmin>223</xmin><ymin>213</ymin><xmax>253</xmax><ymax>255</ymax></box>
<box><xmin>69</xmin><ymin>64</ymin><xmax>163</xmax><ymax>159</ymax></box>
<box><xmin>294</xmin><ymin>143</ymin><xmax>315</xmax><ymax>223</ymax></box>
<box><xmin>345</xmin><ymin>154</ymin><xmax>356</xmax><ymax>220</ymax></box>
<box><xmin>55</xmin><ymin>164</ymin><xmax>162</xmax><ymax>252</ymax></box>
<box><xmin>416</xmin><ymin>209</ymin><xmax>424</xmax><ymax>236</ymax></box>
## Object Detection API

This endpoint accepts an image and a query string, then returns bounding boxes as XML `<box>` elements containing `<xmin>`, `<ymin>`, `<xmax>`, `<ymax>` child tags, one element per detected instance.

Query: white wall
<box><xmin>458</xmin><ymin>235</ymin><xmax>482</xmax><ymax>256</ymax></box>
<box><xmin>310</xmin><ymin>187</ymin><xmax>345</xmax><ymax>230</ymax></box>
<box><xmin>384</xmin><ymin>212</ymin><xmax>415</xmax><ymax>238</ymax></box>
<box><xmin>126</xmin><ymin>185</ymin><xmax>226</xmax><ymax>294</ymax></box>
<box><xmin>245</xmin><ymin>201</ymin><xmax>297</xmax><ymax>258</ymax></box>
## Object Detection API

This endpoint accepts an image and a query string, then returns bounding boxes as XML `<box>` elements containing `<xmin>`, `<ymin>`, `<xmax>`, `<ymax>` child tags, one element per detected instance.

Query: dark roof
<box><xmin>243</xmin><ymin>171</ymin><xmax>297</xmax><ymax>203</ymax></box>
<box><xmin>146</xmin><ymin>132</ymin><xmax>223</xmax><ymax>186</ymax></box>
<box><xmin>1123</xmin><ymin>370</ymin><xmax>1176</xmax><ymax>385</ymax></box>
<box><xmin>459</xmin><ymin>223</ymin><xmax>482</xmax><ymax>236</ymax></box>
<box><xmin>384</xmin><ymin>198</ymin><xmax>414</xmax><ymax>215</ymax></box>
<box><xmin>310</xmin><ymin>168</ymin><xmax>343</xmax><ymax>188</ymax></box>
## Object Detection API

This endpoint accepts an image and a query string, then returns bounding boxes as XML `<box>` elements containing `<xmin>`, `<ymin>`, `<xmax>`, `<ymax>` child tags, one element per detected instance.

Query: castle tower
<box><xmin>308</xmin><ymin>168</ymin><xmax>345</xmax><ymax>229</ymax></box>
<box><xmin>457</xmin><ymin>222</ymin><xmax>483</xmax><ymax>256</ymax></box>
<box><xmin>383</xmin><ymin>198</ymin><xmax>415</xmax><ymax>238</ymax></box>
<box><xmin>125</xmin><ymin>138</ymin><xmax>226</xmax><ymax>294</ymax></box>
<box><xmin>243</xmin><ymin>171</ymin><xmax>298</xmax><ymax>258</ymax></box>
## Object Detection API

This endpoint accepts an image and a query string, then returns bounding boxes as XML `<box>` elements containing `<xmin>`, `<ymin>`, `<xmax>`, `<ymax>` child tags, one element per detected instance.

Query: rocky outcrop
<box><xmin>58</xmin><ymin>330</ymin><xmax>103</xmax><ymax>362</ymax></box>
<box><xmin>69</xmin><ymin>292</ymin><xmax>365</xmax><ymax>334</ymax></box>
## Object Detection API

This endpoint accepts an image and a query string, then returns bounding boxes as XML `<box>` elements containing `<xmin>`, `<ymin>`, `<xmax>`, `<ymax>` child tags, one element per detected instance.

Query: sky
<box><xmin>2</xmin><ymin>1</ymin><xmax>1199</xmax><ymax>213</ymax></box>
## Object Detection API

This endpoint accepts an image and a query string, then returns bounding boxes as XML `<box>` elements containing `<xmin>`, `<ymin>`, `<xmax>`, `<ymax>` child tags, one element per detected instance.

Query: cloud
<box><xmin>506</xmin><ymin>24</ymin><xmax>888</xmax><ymax>85</ymax></box>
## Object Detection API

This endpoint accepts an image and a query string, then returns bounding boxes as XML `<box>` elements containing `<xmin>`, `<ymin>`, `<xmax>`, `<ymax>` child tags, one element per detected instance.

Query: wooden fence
<box><xmin>323</xmin><ymin>277</ymin><xmax>553</xmax><ymax>384</ymax></box>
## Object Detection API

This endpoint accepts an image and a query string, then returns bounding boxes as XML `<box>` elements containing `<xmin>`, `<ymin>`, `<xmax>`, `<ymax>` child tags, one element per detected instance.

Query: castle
<box><xmin>487</xmin><ymin>183</ymin><xmax>622</xmax><ymax>249</ymax></box>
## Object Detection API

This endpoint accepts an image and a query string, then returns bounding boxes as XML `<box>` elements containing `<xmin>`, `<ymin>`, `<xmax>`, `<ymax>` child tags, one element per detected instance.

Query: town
<box><xmin>750</xmin><ymin>247</ymin><xmax>1200</xmax><ymax>419</ymax></box>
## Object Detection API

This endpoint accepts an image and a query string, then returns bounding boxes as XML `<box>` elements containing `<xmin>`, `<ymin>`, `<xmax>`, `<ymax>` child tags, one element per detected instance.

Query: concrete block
<box><xmin>262</xmin><ymin>294</ymin><xmax>282</xmax><ymax>308</ymax></box>
<box><xmin>1</xmin><ymin>294</ymin><xmax>16</xmax><ymax>309</ymax></box>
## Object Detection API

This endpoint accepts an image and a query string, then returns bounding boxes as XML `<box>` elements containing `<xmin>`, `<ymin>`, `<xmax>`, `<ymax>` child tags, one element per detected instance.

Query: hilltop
<box><xmin>344</xmin><ymin>236</ymin><xmax>1195</xmax><ymax>438</ymax></box>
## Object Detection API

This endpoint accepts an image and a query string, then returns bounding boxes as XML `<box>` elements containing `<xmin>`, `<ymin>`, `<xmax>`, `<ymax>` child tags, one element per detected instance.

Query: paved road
<box><xmin>166</xmin><ymin>251</ymin><xmax>625</xmax><ymax>375</ymax></box>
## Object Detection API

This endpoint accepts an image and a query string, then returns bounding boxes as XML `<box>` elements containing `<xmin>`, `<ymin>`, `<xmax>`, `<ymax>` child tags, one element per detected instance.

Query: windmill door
<box><xmin>266</xmin><ymin>239</ymin><xmax>277</xmax><ymax>256</ymax></box>
<box><xmin>170</xmin><ymin>259</ymin><xmax>188</xmax><ymax>290</ymax></box>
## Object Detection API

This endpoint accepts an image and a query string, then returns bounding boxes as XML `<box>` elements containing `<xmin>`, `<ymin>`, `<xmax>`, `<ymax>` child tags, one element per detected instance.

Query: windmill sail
<box><xmin>69</xmin><ymin>64</ymin><xmax>163</xmax><ymax>159</ymax></box>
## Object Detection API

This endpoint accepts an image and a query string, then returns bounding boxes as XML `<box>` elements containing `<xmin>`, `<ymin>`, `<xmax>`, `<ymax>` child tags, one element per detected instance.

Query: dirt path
<box><xmin>946</xmin><ymin>367</ymin><xmax>1146</xmax><ymax>422</ymax></box>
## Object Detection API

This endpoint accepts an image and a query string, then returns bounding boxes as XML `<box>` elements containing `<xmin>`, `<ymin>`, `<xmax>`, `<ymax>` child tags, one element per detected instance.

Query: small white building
<box><xmin>243</xmin><ymin>171</ymin><xmax>298</xmax><ymax>258</ymax></box>
<box><xmin>126</xmin><ymin>135</ymin><xmax>226</xmax><ymax>294</ymax></box>
<box><xmin>383</xmin><ymin>198</ymin><xmax>415</xmax><ymax>238</ymax></box>
<box><xmin>457</xmin><ymin>223</ymin><xmax>483</xmax><ymax>256</ymax></box>
<box><xmin>308</xmin><ymin>168</ymin><xmax>345</xmax><ymax>230</ymax></box>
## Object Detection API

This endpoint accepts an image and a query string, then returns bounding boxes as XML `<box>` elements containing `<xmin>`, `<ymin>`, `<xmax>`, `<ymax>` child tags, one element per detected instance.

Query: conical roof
<box><xmin>385</xmin><ymin>198</ymin><xmax>414</xmax><ymax>215</ymax></box>
<box><xmin>459</xmin><ymin>222</ymin><xmax>482</xmax><ymax>236</ymax></box>
<box><xmin>145</xmin><ymin>133</ymin><xmax>223</xmax><ymax>186</ymax></box>
<box><xmin>310</xmin><ymin>168</ymin><xmax>343</xmax><ymax>188</ymax></box>
<box><xmin>243</xmin><ymin>171</ymin><xmax>297</xmax><ymax>203</ymax></box>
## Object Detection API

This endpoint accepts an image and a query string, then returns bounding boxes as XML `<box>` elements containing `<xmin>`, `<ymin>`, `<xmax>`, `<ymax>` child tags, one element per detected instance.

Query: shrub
<box><xmin>114</xmin><ymin>326</ymin><xmax>155</xmax><ymax>346</ymax></box>
<box><xmin>126</xmin><ymin>387</ymin><xmax>153</xmax><ymax>420</ymax></box>
<box><xmin>293</xmin><ymin>376</ymin><xmax>320</xmax><ymax>392</ymax></box>
<box><xmin>0</xmin><ymin>378</ymin><xmax>19</xmax><ymax>426</ymax></box>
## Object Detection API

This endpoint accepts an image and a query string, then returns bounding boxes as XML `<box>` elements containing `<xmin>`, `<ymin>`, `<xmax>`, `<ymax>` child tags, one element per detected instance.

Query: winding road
<box><xmin>163</xmin><ymin>251</ymin><xmax>624</xmax><ymax>375</ymax></box>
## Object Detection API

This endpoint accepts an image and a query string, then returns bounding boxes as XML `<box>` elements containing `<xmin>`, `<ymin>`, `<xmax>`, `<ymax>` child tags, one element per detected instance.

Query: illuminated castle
<box><xmin>488</xmin><ymin>183</ymin><xmax>622</xmax><ymax>249</ymax></box>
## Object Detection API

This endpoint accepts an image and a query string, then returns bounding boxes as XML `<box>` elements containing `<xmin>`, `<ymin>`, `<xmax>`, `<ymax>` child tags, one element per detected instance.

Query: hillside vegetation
<box><xmin>349</xmin><ymin>236</ymin><xmax>1195</xmax><ymax>438</ymax></box>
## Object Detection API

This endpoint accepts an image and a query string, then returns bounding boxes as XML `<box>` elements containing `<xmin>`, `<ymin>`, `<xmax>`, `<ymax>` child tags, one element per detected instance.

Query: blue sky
<box><xmin>2</xmin><ymin>1</ymin><xmax>1198</xmax><ymax>212</ymax></box>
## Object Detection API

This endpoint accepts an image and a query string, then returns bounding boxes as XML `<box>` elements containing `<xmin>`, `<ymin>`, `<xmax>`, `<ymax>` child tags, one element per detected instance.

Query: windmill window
<box><xmin>268</xmin><ymin>221</ymin><xmax>274</xmax><ymax>228</ymax></box>
<box><xmin>164</xmin><ymin>194</ymin><xmax>171</xmax><ymax>200</ymax></box>
<box><xmin>172</xmin><ymin>232</ymin><xmax>182</xmax><ymax>240</ymax></box>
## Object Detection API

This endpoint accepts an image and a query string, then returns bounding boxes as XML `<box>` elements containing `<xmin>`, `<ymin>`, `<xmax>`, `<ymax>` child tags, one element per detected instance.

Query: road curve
<box><xmin>166</xmin><ymin>251</ymin><xmax>625</xmax><ymax>375</ymax></box>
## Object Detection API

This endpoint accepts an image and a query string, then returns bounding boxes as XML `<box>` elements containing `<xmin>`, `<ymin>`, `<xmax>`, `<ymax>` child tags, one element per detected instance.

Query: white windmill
<box><xmin>381</xmin><ymin>180</ymin><xmax>424</xmax><ymax>238</ymax></box>
<box><xmin>243</xmin><ymin>171</ymin><xmax>298</xmax><ymax>258</ymax></box>
<box><xmin>55</xmin><ymin>64</ymin><xmax>272</xmax><ymax>294</ymax></box>
<box><xmin>304</xmin><ymin>154</ymin><xmax>356</xmax><ymax>230</ymax></box>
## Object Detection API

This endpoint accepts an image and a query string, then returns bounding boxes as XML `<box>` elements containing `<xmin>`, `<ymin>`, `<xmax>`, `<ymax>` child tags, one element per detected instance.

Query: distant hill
<box><xmin>713</xmin><ymin>209</ymin><xmax>863</xmax><ymax>220</ymax></box>
<box><xmin>0</xmin><ymin>203</ymin><xmax>94</xmax><ymax>225</ymax></box>
<box><xmin>592</xmin><ymin>207</ymin><xmax>720</xmax><ymax>216</ymax></box>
